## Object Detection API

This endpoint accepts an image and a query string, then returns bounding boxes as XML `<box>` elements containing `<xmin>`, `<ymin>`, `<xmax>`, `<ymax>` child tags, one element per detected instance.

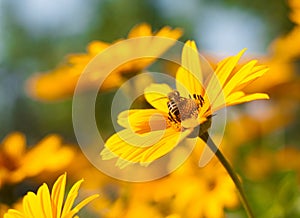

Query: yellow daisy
<box><xmin>4</xmin><ymin>173</ymin><xmax>98</xmax><ymax>218</ymax></box>
<box><xmin>26</xmin><ymin>23</ymin><xmax>183</xmax><ymax>101</ymax></box>
<box><xmin>0</xmin><ymin>132</ymin><xmax>75</xmax><ymax>186</ymax></box>
<box><xmin>242</xmin><ymin>0</ymin><xmax>300</xmax><ymax>94</ymax></box>
<box><xmin>101</xmin><ymin>40</ymin><xmax>269</xmax><ymax>168</ymax></box>
<box><xmin>0</xmin><ymin>204</ymin><xmax>9</xmax><ymax>218</ymax></box>
<box><xmin>289</xmin><ymin>0</ymin><xmax>300</xmax><ymax>25</ymax></box>
<box><xmin>169</xmin><ymin>145</ymin><xmax>239</xmax><ymax>218</ymax></box>
<box><xmin>95</xmin><ymin>141</ymin><xmax>238</xmax><ymax>218</ymax></box>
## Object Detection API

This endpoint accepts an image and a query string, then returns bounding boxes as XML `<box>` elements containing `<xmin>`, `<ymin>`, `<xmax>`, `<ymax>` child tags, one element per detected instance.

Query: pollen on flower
<box><xmin>166</xmin><ymin>118</ymin><xmax>182</xmax><ymax>131</ymax></box>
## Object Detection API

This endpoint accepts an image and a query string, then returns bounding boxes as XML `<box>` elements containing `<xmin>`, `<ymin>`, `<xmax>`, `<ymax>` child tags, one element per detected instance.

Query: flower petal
<box><xmin>61</xmin><ymin>179</ymin><xmax>84</xmax><ymax>217</ymax></box>
<box><xmin>51</xmin><ymin>173</ymin><xmax>66</xmax><ymax>218</ymax></box>
<box><xmin>176</xmin><ymin>40</ymin><xmax>205</xmax><ymax>98</ymax></box>
<box><xmin>26</xmin><ymin>23</ymin><xmax>182</xmax><ymax>101</ymax></box>
<box><xmin>140</xmin><ymin>128</ymin><xmax>193</xmax><ymax>163</ymax></box>
<box><xmin>144</xmin><ymin>83</ymin><xmax>173</xmax><ymax>113</ymax></box>
<box><xmin>218</xmin><ymin>91</ymin><xmax>245</xmax><ymax>110</ymax></box>
<box><xmin>223</xmin><ymin>60</ymin><xmax>269</xmax><ymax>97</ymax></box>
<box><xmin>101</xmin><ymin>127</ymin><xmax>193</xmax><ymax>168</ymax></box>
<box><xmin>155</xmin><ymin>26</ymin><xmax>183</xmax><ymax>39</ymax></box>
<box><xmin>4</xmin><ymin>209</ymin><xmax>25</xmax><ymax>218</ymax></box>
<box><xmin>109</xmin><ymin>128</ymin><xmax>171</xmax><ymax>148</ymax></box>
<box><xmin>128</xmin><ymin>23</ymin><xmax>152</xmax><ymax>38</ymax></box>
<box><xmin>206</xmin><ymin>49</ymin><xmax>246</xmax><ymax>104</ymax></box>
<box><xmin>37</xmin><ymin>183</ymin><xmax>53</xmax><ymax>218</ymax></box>
<box><xmin>101</xmin><ymin>130</ymin><xmax>162</xmax><ymax>165</ymax></box>
<box><xmin>117</xmin><ymin>109</ymin><xmax>168</xmax><ymax>133</ymax></box>
<box><xmin>64</xmin><ymin>194</ymin><xmax>99</xmax><ymax>218</ymax></box>
<box><xmin>226</xmin><ymin>93</ymin><xmax>270</xmax><ymax>106</ymax></box>
<box><xmin>2</xmin><ymin>132</ymin><xmax>26</xmax><ymax>160</ymax></box>
<box><xmin>222</xmin><ymin>60</ymin><xmax>257</xmax><ymax>97</ymax></box>
<box><xmin>23</xmin><ymin>192</ymin><xmax>44</xmax><ymax>218</ymax></box>
<box><xmin>239</xmin><ymin>65</ymin><xmax>269</xmax><ymax>85</ymax></box>
<box><xmin>216</xmin><ymin>48</ymin><xmax>247</xmax><ymax>87</ymax></box>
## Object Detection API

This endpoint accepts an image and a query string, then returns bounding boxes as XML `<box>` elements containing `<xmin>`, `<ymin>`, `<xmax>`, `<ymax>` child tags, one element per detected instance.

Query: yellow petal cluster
<box><xmin>101</xmin><ymin>40</ymin><xmax>269</xmax><ymax>168</ymax></box>
<box><xmin>4</xmin><ymin>173</ymin><xmax>98</xmax><ymax>218</ymax></box>
<box><xmin>26</xmin><ymin>23</ymin><xmax>182</xmax><ymax>101</ymax></box>
<box><xmin>0</xmin><ymin>132</ymin><xmax>75</xmax><ymax>186</ymax></box>
<box><xmin>97</xmin><ymin>140</ymin><xmax>238</xmax><ymax>218</ymax></box>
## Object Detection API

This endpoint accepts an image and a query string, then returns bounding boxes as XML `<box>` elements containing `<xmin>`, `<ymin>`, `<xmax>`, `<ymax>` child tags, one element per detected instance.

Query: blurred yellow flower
<box><xmin>97</xmin><ymin>141</ymin><xmax>238</xmax><ymax>218</ymax></box>
<box><xmin>243</xmin><ymin>10</ymin><xmax>300</xmax><ymax>94</ymax></box>
<box><xmin>4</xmin><ymin>173</ymin><xmax>99</xmax><ymax>218</ymax></box>
<box><xmin>146</xmin><ymin>142</ymin><xmax>238</xmax><ymax>218</ymax></box>
<box><xmin>289</xmin><ymin>0</ymin><xmax>300</xmax><ymax>25</ymax></box>
<box><xmin>243</xmin><ymin>148</ymin><xmax>276</xmax><ymax>180</ymax></box>
<box><xmin>242</xmin><ymin>146</ymin><xmax>300</xmax><ymax>181</ymax></box>
<box><xmin>226</xmin><ymin>101</ymin><xmax>294</xmax><ymax>149</ymax></box>
<box><xmin>275</xmin><ymin>146</ymin><xmax>300</xmax><ymax>179</ymax></box>
<box><xmin>0</xmin><ymin>204</ymin><xmax>9</xmax><ymax>218</ymax></box>
<box><xmin>26</xmin><ymin>23</ymin><xmax>183</xmax><ymax>101</ymax></box>
<box><xmin>216</xmin><ymin>0</ymin><xmax>300</xmax><ymax>95</ymax></box>
<box><xmin>101</xmin><ymin>40</ymin><xmax>269</xmax><ymax>168</ymax></box>
<box><xmin>0</xmin><ymin>132</ymin><xmax>75</xmax><ymax>186</ymax></box>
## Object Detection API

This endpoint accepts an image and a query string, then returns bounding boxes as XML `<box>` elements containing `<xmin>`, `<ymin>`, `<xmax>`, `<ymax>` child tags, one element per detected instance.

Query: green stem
<box><xmin>202</xmin><ymin>133</ymin><xmax>254</xmax><ymax>218</ymax></box>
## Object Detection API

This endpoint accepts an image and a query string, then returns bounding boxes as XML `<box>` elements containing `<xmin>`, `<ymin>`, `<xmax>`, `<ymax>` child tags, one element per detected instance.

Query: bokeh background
<box><xmin>1</xmin><ymin>0</ymin><xmax>300</xmax><ymax>217</ymax></box>
<box><xmin>0</xmin><ymin>0</ymin><xmax>294</xmax><ymax>140</ymax></box>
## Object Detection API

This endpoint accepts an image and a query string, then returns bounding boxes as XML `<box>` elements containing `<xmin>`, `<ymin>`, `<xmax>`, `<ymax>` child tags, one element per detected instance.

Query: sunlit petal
<box><xmin>176</xmin><ymin>40</ymin><xmax>205</xmax><ymax>98</ymax></box>
<box><xmin>226</xmin><ymin>93</ymin><xmax>270</xmax><ymax>106</ymax></box>
<box><xmin>2</xmin><ymin>132</ymin><xmax>26</xmax><ymax>160</ymax></box>
<box><xmin>61</xmin><ymin>179</ymin><xmax>84</xmax><ymax>217</ymax></box>
<box><xmin>64</xmin><ymin>194</ymin><xmax>99</xmax><ymax>218</ymax></box>
<box><xmin>51</xmin><ymin>173</ymin><xmax>66</xmax><ymax>218</ymax></box>
<box><xmin>4</xmin><ymin>173</ymin><xmax>97</xmax><ymax>218</ymax></box>
<box><xmin>207</xmin><ymin>49</ymin><xmax>246</xmax><ymax>103</ymax></box>
<box><xmin>128</xmin><ymin>23</ymin><xmax>152</xmax><ymax>37</ymax></box>
<box><xmin>23</xmin><ymin>192</ymin><xmax>43</xmax><ymax>218</ymax></box>
<box><xmin>144</xmin><ymin>83</ymin><xmax>173</xmax><ymax>113</ymax></box>
<box><xmin>26</xmin><ymin>23</ymin><xmax>182</xmax><ymax>101</ymax></box>
<box><xmin>4</xmin><ymin>210</ymin><xmax>24</xmax><ymax>218</ymax></box>
<box><xmin>117</xmin><ymin>109</ymin><xmax>168</xmax><ymax>133</ymax></box>
<box><xmin>101</xmin><ymin>127</ymin><xmax>192</xmax><ymax>168</ymax></box>
<box><xmin>101</xmin><ymin>41</ymin><xmax>269</xmax><ymax>169</ymax></box>
<box><xmin>37</xmin><ymin>184</ymin><xmax>53</xmax><ymax>218</ymax></box>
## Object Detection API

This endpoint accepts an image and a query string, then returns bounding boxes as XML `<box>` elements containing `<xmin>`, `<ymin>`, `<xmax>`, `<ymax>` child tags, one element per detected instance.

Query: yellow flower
<box><xmin>242</xmin><ymin>146</ymin><xmax>300</xmax><ymax>181</ymax></box>
<box><xmin>289</xmin><ymin>0</ymin><xmax>300</xmax><ymax>25</ymax></box>
<box><xmin>168</xmin><ymin>143</ymin><xmax>239</xmax><ymax>218</ymax></box>
<box><xmin>0</xmin><ymin>204</ymin><xmax>9</xmax><ymax>218</ymax></box>
<box><xmin>226</xmin><ymin>101</ymin><xmax>294</xmax><ymax>149</ymax></box>
<box><xmin>4</xmin><ymin>173</ymin><xmax>99</xmax><ymax>218</ymax></box>
<box><xmin>243</xmin><ymin>148</ymin><xmax>275</xmax><ymax>180</ymax></box>
<box><xmin>26</xmin><ymin>23</ymin><xmax>183</xmax><ymax>101</ymax></box>
<box><xmin>101</xmin><ymin>40</ymin><xmax>269</xmax><ymax>168</ymax></box>
<box><xmin>0</xmin><ymin>132</ymin><xmax>75</xmax><ymax>186</ymax></box>
<box><xmin>95</xmin><ymin>141</ymin><xmax>238</xmax><ymax>218</ymax></box>
<box><xmin>231</xmin><ymin>29</ymin><xmax>300</xmax><ymax>94</ymax></box>
<box><xmin>275</xmin><ymin>146</ymin><xmax>300</xmax><ymax>173</ymax></box>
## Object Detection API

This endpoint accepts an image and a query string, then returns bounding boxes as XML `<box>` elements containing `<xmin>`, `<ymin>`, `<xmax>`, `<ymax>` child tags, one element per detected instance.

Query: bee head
<box><xmin>167</xmin><ymin>90</ymin><xmax>180</xmax><ymax>100</ymax></box>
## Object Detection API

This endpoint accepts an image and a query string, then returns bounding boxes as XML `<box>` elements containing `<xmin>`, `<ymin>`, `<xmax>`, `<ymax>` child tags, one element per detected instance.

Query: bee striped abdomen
<box><xmin>167</xmin><ymin>100</ymin><xmax>181</xmax><ymax>123</ymax></box>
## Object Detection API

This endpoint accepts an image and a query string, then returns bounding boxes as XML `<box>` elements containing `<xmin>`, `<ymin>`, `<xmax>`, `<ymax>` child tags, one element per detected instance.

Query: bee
<box><xmin>167</xmin><ymin>90</ymin><xmax>204</xmax><ymax>124</ymax></box>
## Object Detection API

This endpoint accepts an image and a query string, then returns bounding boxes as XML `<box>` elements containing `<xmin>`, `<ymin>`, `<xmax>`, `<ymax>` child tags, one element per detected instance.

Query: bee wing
<box><xmin>176</xmin><ymin>41</ymin><xmax>205</xmax><ymax>98</ymax></box>
<box><xmin>144</xmin><ymin>83</ymin><xmax>173</xmax><ymax>113</ymax></box>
